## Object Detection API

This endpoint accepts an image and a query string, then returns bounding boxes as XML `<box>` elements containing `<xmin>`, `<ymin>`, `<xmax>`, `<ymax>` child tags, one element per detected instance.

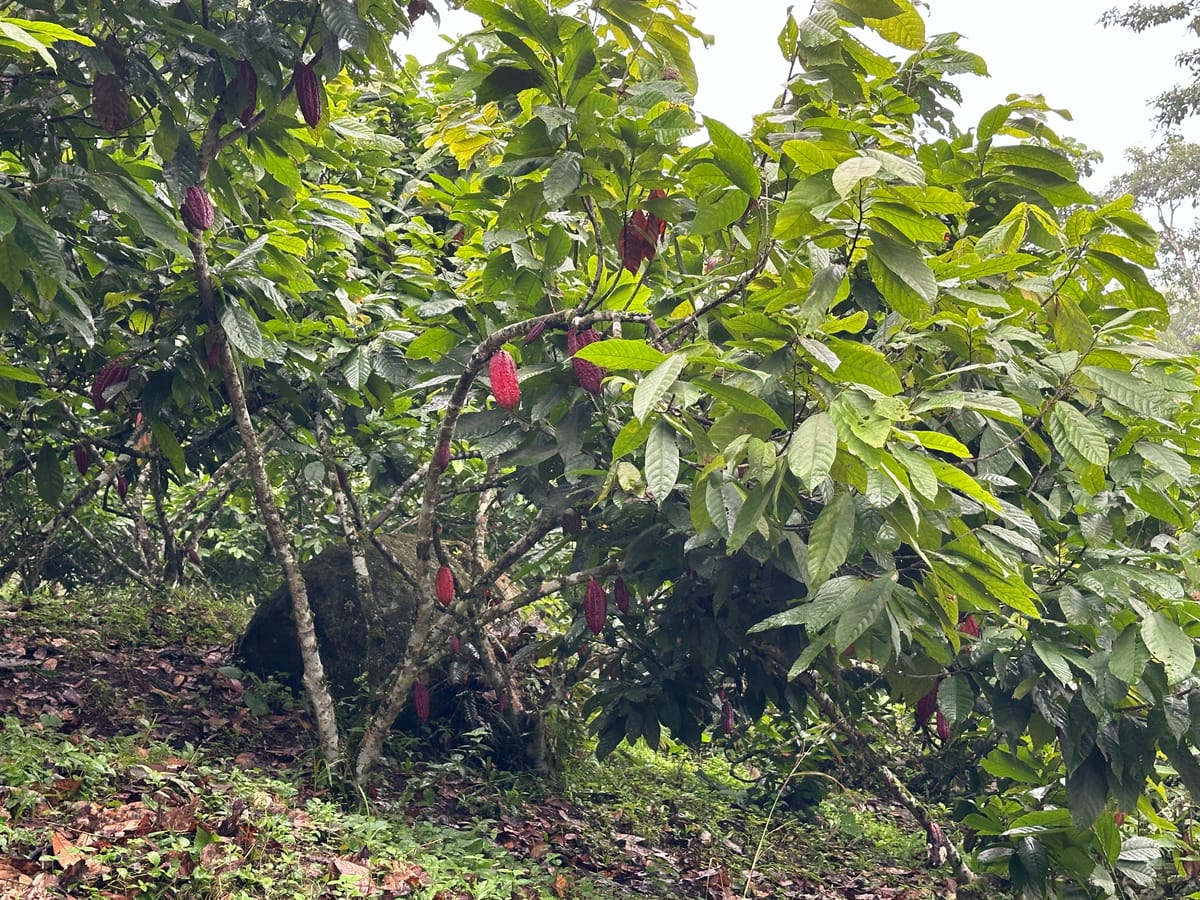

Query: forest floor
<box><xmin>0</xmin><ymin>586</ymin><xmax>986</xmax><ymax>899</ymax></box>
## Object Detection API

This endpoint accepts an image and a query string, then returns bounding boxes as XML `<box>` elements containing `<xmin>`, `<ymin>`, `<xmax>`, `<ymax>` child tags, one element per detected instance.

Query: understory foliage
<box><xmin>3</xmin><ymin>0</ymin><xmax>1200</xmax><ymax>896</ymax></box>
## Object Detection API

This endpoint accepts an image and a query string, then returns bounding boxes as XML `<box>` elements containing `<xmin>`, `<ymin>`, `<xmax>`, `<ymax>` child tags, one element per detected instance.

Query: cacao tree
<box><xmin>4</xmin><ymin>1</ymin><xmax>1200</xmax><ymax>895</ymax></box>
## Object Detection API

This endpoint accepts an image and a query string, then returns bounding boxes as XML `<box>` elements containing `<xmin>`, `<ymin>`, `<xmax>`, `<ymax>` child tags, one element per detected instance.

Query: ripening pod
<box><xmin>524</xmin><ymin>319</ymin><xmax>549</xmax><ymax>345</ymax></box>
<box><xmin>562</xmin><ymin>509</ymin><xmax>582</xmax><ymax>535</ymax></box>
<box><xmin>73</xmin><ymin>443</ymin><xmax>90</xmax><ymax>477</ymax></box>
<box><xmin>187</xmin><ymin>547</ymin><xmax>201</xmax><ymax>566</ymax></box>
<box><xmin>613</xmin><ymin>576</ymin><xmax>630</xmax><ymax>614</ymax></box>
<box><xmin>584</xmin><ymin>577</ymin><xmax>607</xmax><ymax>635</ymax></box>
<box><xmin>915</xmin><ymin>687</ymin><xmax>938</xmax><ymax>727</ymax></box>
<box><xmin>115</xmin><ymin>474</ymin><xmax>129</xmax><ymax>500</ymax></box>
<box><xmin>617</xmin><ymin>210</ymin><xmax>653</xmax><ymax>273</ymax></box>
<box><xmin>449</xmin><ymin>635</ymin><xmax>462</xmax><ymax>656</ymax></box>
<box><xmin>91</xmin><ymin>72</ymin><xmax>129</xmax><ymax>134</ymax></box>
<box><xmin>413</xmin><ymin>681</ymin><xmax>430</xmax><ymax>724</ymax></box>
<box><xmin>958</xmin><ymin>614</ymin><xmax>980</xmax><ymax>639</ymax></box>
<box><xmin>489</xmin><ymin>349</ymin><xmax>520</xmax><ymax>411</ymax></box>
<box><xmin>721</xmin><ymin>697</ymin><xmax>734</xmax><ymax>735</ymax></box>
<box><xmin>408</xmin><ymin>0</ymin><xmax>430</xmax><ymax>21</ymax></box>
<box><xmin>435</xmin><ymin>565</ymin><xmax>454</xmax><ymax>606</ymax></box>
<box><xmin>91</xmin><ymin>357</ymin><xmax>132</xmax><ymax>412</ymax></box>
<box><xmin>566</xmin><ymin>328</ymin><xmax>605</xmax><ymax>395</ymax></box>
<box><xmin>235</xmin><ymin>58</ymin><xmax>257</xmax><ymax>126</ymax></box>
<box><xmin>434</xmin><ymin>440</ymin><xmax>451</xmax><ymax>473</ymax></box>
<box><xmin>293</xmin><ymin>61</ymin><xmax>322</xmax><ymax>128</ymax></box>
<box><xmin>205</xmin><ymin>338</ymin><xmax>223</xmax><ymax>373</ymax></box>
<box><xmin>935</xmin><ymin>711</ymin><xmax>950</xmax><ymax>742</ymax></box>
<box><xmin>181</xmin><ymin>184</ymin><xmax>214</xmax><ymax>232</ymax></box>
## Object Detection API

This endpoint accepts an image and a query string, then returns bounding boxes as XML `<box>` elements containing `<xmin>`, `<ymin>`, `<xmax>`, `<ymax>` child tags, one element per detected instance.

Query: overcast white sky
<box><xmin>405</xmin><ymin>1</ymin><xmax>1200</xmax><ymax>191</ymax></box>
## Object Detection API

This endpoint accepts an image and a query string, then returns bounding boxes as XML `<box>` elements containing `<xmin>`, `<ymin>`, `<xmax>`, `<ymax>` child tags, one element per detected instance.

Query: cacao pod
<box><xmin>206</xmin><ymin>339</ymin><xmax>223</xmax><ymax>373</ymax></box>
<box><xmin>450</xmin><ymin>635</ymin><xmax>462</xmax><ymax>656</ymax></box>
<box><xmin>103</xmin><ymin>35</ymin><xmax>128</xmax><ymax>79</ymax></box>
<box><xmin>489</xmin><ymin>349</ymin><xmax>520</xmax><ymax>411</ymax></box>
<box><xmin>524</xmin><ymin>319</ymin><xmax>548</xmax><ymax>345</ymax></box>
<box><xmin>915</xmin><ymin>687</ymin><xmax>938</xmax><ymax>727</ymax></box>
<box><xmin>92</xmin><ymin>72</ymin><xmax>128</xmax><ymax>134</ymax></box>
<box><xmin>562</xmin><ymin>509</ymin><xmax>582</xmax><ymax>534</ymax></box>
<box><xmin>958</xmin><ymin>613</ymin><xmax>980</xmax><ymax>639</ymax></box>
<box><xmin>408</xmin><ymin>0</ymin><xmax>430</xmax><ymax>21</ymax></box>
<box><xmin>293</xmin><ymin>61</ymin><xmax>322</xmax><ymax>128</ymax></box>
<box><xmin>181</xmin><ymin>184</ymin><xmax>214</xmax><ymax>232</ymax></box>
<box><xmin>73</xmin><ymin>443</ymin><xmax>89</xmax><ymax>477</ymax></box>
<box><xmin>435</xmin><ymin>565</ymin><xmax>454</xmax><ymax>606</ymax></box>
<box><xmin>567</xmin><ymin>327</ymin><xmax>605</xmax><ymax>395</ymax></box>
<box><xmin>617</xmin><ymin>210</ymin><xmax>653</xmax><ymax>273</ymax></box>
<box><xmin>1113</xmin><ymin>811</ymin><xmax>1125</xmax><ymax>827</ymax></box>
<box><xmin>335</xmin><ymin>465</ymin><xmax>350</xmax><ymax>494</ymax></box>
<box><xmin>115</xmin><ymin>474</ymin><xmax>129</xmax><ymax>500</ymax></box>
<box><xmin>584</xmin><ymin>577</ymin><xmax>607</xmax><ymax>635</ymax></box>
<box><xmin>434</xmin><ymin>440</ymin><xmax>451</xmax><ymax>473</ymax></box>
<box><xmin>91</xmin><ymin>357</ymin><xmax>131</xmax><ymax>412</ymax></box>
<box><xmin>935</xmin><ymin>711</ymin><xmax>950</xmax><ymax>742</ymax></box>
<box><xmin>187</xmin><ymin>547</ymin><xmax>201</xmax><ymax>566</ymax></box>
<box><xmin>721</xmin><ymin>697</ymin><xmax>734</xmax><ymax>735</ymax></box>
<box><xmin>413</xmin><ymin>681</ymin><xmax>430</xmax><ymax>724</ymax></box>
<box><xmin>613</xmin><ymin>576</ymin><xmax>630</xmax><ymax>614</ymax></box>
<box><xmin>236</xmin><ymin>58</ymin><xmax>258</xmax><ymax>126</ymax></box>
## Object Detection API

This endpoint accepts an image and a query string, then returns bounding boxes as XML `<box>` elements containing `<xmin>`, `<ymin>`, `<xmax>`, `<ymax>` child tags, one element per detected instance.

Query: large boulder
<box><xmin>236</xmin><ymin>533</ymin><xmax>422</xmax><ymax>700</ymax></box>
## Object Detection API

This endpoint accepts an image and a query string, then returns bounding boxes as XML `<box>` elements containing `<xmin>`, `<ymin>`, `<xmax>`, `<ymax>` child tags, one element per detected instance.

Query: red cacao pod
<box><xmin>958</xmin><ymin>613</ymin><xmax>980</xmax><ymax>639</ymax></box>
<box><xmin>489</xmin><ymin>349</ymin><xmax>520</xmax><ymax>411</ymax></box>
<box><xmin>413</xmin><ymin>681</ymin><xmax>430</xmax><ymax>724</ymax></box>
<box><xmin>187</xmin><ymin>547</ymin><xmax>201</xmax><ymax>565</ymax></box>
<box><xmin>915</xmin><ymin>687</ymin><xmax>938</xmax><ymax>727</ymax></box>
<box><xmin>450</xmin><ymin>635</ymin><xmax>461</xmax><ymax>656</ymax></box>
<box><xmin>73</xmin><ymin>443</ymin><xmax>89</xmax><ymax>477</ymax></box>
<box><xmin>618</xmin><ymin>211</ymin><xmax>653</xmax><ymax>273</ymax></box>
<box><xmin>1113</xmin><ymin>811</ymin><xmax>1126</xmax><ymax>827</ymax></box>
<box><xmin>293</xmin><ymin>61</ymin><xmax>322</xmax><ymax>128</ymax></box>
<box><xmin>236</xmin><ymin>58</ymin><xmax>257</xmax><ymax>126</ymax></box>
<box><xmin>567</xmin><ymin>328</ymin><xmax>605</xmax><ymax>395</ymax></box>
<box><xmin>613</xmin><ymin>576</ymin><xmax>630</xmax><ymax>614</ymax></box>
<box><xmin>584</xmin><ymin>577</ymin><xmax>607</xmax><ymax>635</ymax></box>
<box><xmin>562</xmin><ymin>509</ymin><xmax>582</xmax><ymax>535</ymax></box>
<box><xmin>435</xmin><ymin>565</ymin><xmax>454</xmax><ymax>606</ymax></box>
<box><xmin>206</xmin><ymin>339</ymin><xmax>223</xmax><ymax>373</ymax></box>
<box><xmin>524</xmin><ymin>319</ymin><xmax>548</xmax><ymax>345</ymax></box>
<box><xmin>115</xmin><ymin>474</ymin><xmax>129</xmax><ymax>500</ymax></box>
<box><xmin>91</xmin><ymin>357</ymin><xmax>131</xmax><ymax>411</ymax></box>
<box><xmin>935</xmin><ymin>711</ymin><xmax>950</xmax><ymax>742</ymax></box>
<box><xmin>408</xmin><ymin>0</ymin><xmax>430</xmax><ymax>21</ymax></box>
<box><xmin>92</xmin><ymin>72</ymin><xmax>128</xmax><ymax>134</ymax></box>
<box><xmin>181</xmin><ymin>184</ymin><xmax>214</xmax><ymax>232</ymax></box>
<box><xmin>721</xmin><ymin>697</ymin><xmax>734</xmax><ymax>735</ymax></box>
<box><xmin>434</xmin><ymin>440</ymin><xmax>451</xmax><ymax>473</ymax></box>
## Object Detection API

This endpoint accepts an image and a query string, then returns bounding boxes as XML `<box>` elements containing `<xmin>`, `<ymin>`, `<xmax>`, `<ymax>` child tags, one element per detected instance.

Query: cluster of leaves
<box><xmin>5</xmin><ymin>0</ymin><xmax>1200</xmax><ymax>894</ymax></box>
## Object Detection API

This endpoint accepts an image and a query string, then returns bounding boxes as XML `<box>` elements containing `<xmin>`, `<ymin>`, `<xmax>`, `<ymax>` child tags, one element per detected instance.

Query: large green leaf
<box><xmin>694</xmin><ymin>379</ymin><xmax>786</xmax><ymax>430</ymax></box>
<box><xmin>834</xmin><ymin>574</ymin><xmax>894</xmax><ymax>651</ymax></box>
<box><xmin>788</xmin><ymin>411</ymin><xmax>837</xmax><ymax>490</ymax></box>
<box><xmin>702</xmin><ymin>116</ymin><xmax>760</xmax><ymax>197</ymax></box>
<box><xmin>633</xmin><ymin>354</ymin><xmax>686</xmax><ymax>422</ymax></box>
<box><xmin>806</xmin><ymin>491</ymin><xmax>855</xmax><ymax>588</ymax></box>
<box><xmin>644</xmin><ymin>421</ymin><xmax>680</xmax><ymax>505</ymax></box>
<box><xmin>1142</xmin><ymin>612</ymin><xmax>1196</xmax><ymax>685</ymax></box>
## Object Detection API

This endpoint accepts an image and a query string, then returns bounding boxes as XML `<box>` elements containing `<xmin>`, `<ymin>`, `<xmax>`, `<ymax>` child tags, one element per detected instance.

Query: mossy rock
<box><xmin>236</xmin><ymin>534</ymin><xmax>422</xmax><ymax>700</ymax></box>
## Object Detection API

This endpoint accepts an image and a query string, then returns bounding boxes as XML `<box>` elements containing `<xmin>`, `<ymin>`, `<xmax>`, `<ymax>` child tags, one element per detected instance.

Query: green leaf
<box><xmin>937</xmin><ymin>675</ymin><xmax>974</xmax><ymax>725</ymax></box>
<box><xmin>220</xmin><ymin>303</ymin><xmax>264</xmax><ymax>359</ymax></box>
<box><xmin>691</xmin><ymin>187</ymin><xmax>748</xmax><ymax>235</ymax></box>
<box><xmin>702</xmin><ymin>116</ymin><xmax>760</xmax><ymax>197</ymax></box>
<box><xmin>576</xmin><ymin>338</ymin><xmax>666</xmax><ymax>372</ymax></box>
<box><xmin>543</xmin><ymin>151</ymin><xmax>582</xmax><ymax>208</ymax></box>
<box><xmin>1141</xmin><ymin>612</ymin><xmax>1196</xmax><ymax>686</ymax></box>
<box><xmin>863</xmin><ymin>0</ymin><xmax>925</xmax><ymax>49</ymax></box>
<box><xmin>927</xmin><ymin>458</ymin><xmax>1001</xmax><ymax>512</ymax></box>
<box><xmin>1108</xmin><ymin>625</ymin><xmax>1147</xmax><ymax>685</ymax></box>
<box><xmin>321</xmin><ymin>0</ymin><xmax>369</xmax><ymax>50</ymax></box>
<box><xmin>806</xmin><ymin>492</ymin><xmax>855</xmax><ymax>588</ymax></box>
<box><xmin>834</xmin><ymin>574</ymin><xmax>894</xmax><ymax>651</ymax></box>
<box><xmin>35</xmin><ymin>442</ymin><xmax>62</xmax><ymax>504</ymax></box>
<box><xmin>705</xmin><ymin>474</ymin><xmax>743</xmax><ymax>538</ymax></box>
<box><xmin>907</xmin><ymin>430</ymin><xmax>971</xmax><ymax>458</ymax></box>
<box><xmin>694</xmin><ymin>379</ymin><xmax>786</xmax><ymax>430</ymax></box>
<box><xmin>822</xmin><ymin>339</ymin><xmax>902</xmax><ymax>395</ymax></box>
<box><xmin>613</xmin><ymin>415</ymin><xmax>656</xmax><ymax>459</ymax></box>
<box><xmin>1048</xmin><ymin>403</ymin><xmax>1109</xmax><ymax>468</ymax></box>
<box><xmin>150</xmin><ymin>421</ymin><xmax>187</xmax><ymax>477</ymax></box>
<box><xmin>832</xmin><ymin>156</ymin><xmax>882</xmax><ymax>197</ymax></box>
<box><xmin>0</xmin><ymin>362</ymin><xmax>43</xmax><ymax>385</ymax></box>
<box><xmin>837</xmin><ymin>0</ymin><xmax>903</xmax><ymax>18</ymax></box>
<box><xmin>633</xmin><ymin>354</ymin><xmax>686</xmax><ymax>422</ymax></box>
<box><xmin>729</xmin><ymin>478</ymin><xmax>772</xmax><ymax>553</ymax></box>
<box><xmin>644</xmin><ymin>421</ymin><xmax>680</xmax><ymax>506</ymax></box>
<box><xmin>867</xmin><ymin>234</ymin><xmax>937</xmax><ymax>319</ymax></box>
<box><xmin>1065</xmin><ymin>749</ymin><xmax>1108</xmax><ymax>829</ymax></box>
<box><xmin>788</xmin><ymin>412</ymin><xmax>837</xmax><ymax>490</ymax></box>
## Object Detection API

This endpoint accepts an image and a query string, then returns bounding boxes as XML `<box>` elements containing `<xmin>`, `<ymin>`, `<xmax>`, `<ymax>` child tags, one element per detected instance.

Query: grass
<box><xmin>0</xmin><ymin>583</ymin><xmax>990</xmax><ymax>899</ymax></box>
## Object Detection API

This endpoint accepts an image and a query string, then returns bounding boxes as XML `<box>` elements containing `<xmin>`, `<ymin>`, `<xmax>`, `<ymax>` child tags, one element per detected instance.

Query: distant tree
<box><xmin>1102</xmin><ymin>2</ymin><xmax>1200</xmax><ymax>124</ymax></box>
<box><xmin>1108</xmin><ymin>133</ymin><xmax>1200</xmax><ymax>346</ymax></box>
